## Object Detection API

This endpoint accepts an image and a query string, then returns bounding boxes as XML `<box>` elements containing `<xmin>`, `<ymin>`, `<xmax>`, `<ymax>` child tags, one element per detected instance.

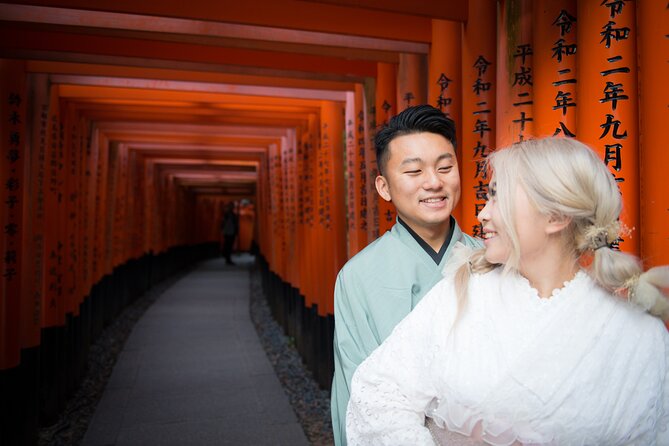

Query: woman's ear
<box><xmin>375</xmin><ymin>175</ymin><xmax>392</xmax><ymax>202</ymax></box>
<box><xmin>546</xmin><ymin>214</ymin><xmax>572</xmax><ymax>235</ymax></box>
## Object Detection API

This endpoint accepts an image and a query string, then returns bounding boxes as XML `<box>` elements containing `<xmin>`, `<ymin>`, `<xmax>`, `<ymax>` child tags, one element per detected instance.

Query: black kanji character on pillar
<box><xmin>512</xmin><ymin>67</ymin><xmax>533</xmax><ymax>87</ymax></box>
<box><xmin>512</xmin><ymin>112</ymin><xmax>533</xmax><ymax>132</ymax></box>
<box><xmin>5</xmin><ymin>178</ymin><xmax>19</xmax><ymax>192</ymax></box>
<box><xmin>599</xmin><ymin>114</ymin><xmax>628</xmax><ymax>139</ymax></box>
<box><xmin>5</xmin><ymin>196</ymin><xmax>18</xmax><ymax>209</ymax></box>
<box><xmin>382</xmin><ymin>100</ymin><xmax>391</xmax><ymax>114</ymax></box>
<box><xmin>4</xmin><ymin>223</ymin><xmax>18</xmax><ymax>236</ymax></box>
<box><xmin>9</xmin><ymin>112</ymin><xmax>21</xmax><ymax>125</ymax></box>
<box><xmin>601</xmin><ymin>0</ymin><xmax>627</xmax><ymax>19</ymax></box>
<box><xmin>437</xmin><ymin>74</ymin><xmax>452</xmax><ymax>92</ymax></box>
<box><xmin>553</xmin><ymin>91</ymin><xmax>576</xmax><ymax>115</ymax></box>
<box><xmin>436</xmin><ymin>95</ymin><xmax>452</xmax><ymax>111</ymax></box>
<box><xmin>553</xmin><ymin>122</ymin><xmax>576</xmax><ymax>138</ymax></box>
<box><xmin>552</xmin><ymin>9</ymin><xmax>577</xmax><ymax>36</ymax></box>
<box><xmin>473</xmin><ymin>78</ymin><xmax>492</xmax><ymax>95</ymax></box>
<box><xmin>473</xmin><ymin>141</ymin><xmax>489</xmax><ymax>158</ymax></box>
<box><xmin>600</xmin><ymin>82</ymin><xmax>628</xmax><ymax>110</ymax></box>
<box><xmin>600</xmin><ymin>21</ymin><xmax>630</xmax><ymax>48</ymax></box>
<box><xmin>474</xmin><ymin>181</ymin><xmax>488</xmax><ymax>200</ymax></box>
<box><xmin>551</xmin><ymin>39</ymin><xmax>577</xmax><ymax>63</ymax></box>
<box><xmin>473</xmin><ymin>119</ymin><xmax>491</xmax><ymax>138</ymax></box>
<box><xmin>473</xmin><ymin>56</ymin><xmax>492</xmax><ymax>77</ymax></box>
<box><xmin>403</xmin><ymin>92</ymin><xmax>415</xmax><ymax>107</ymax></box>
<box><xmin>4</xmin><ymin>250</ymin><xmax>17</xmax><ymax>264</ymax></box>
<box><xmin>514</xmin><ymin>44</ymin><xmax>533</xmax><ymax>64</ymax></box>
<box><xmin>8</xmin><ymin>93</ymin><xmax>21</xmax><ymax>107</ymax></box>
<box><xmin>604</xmin><ymin>143</ymin><xmax>623</xmax><ymax>171</ymax></box>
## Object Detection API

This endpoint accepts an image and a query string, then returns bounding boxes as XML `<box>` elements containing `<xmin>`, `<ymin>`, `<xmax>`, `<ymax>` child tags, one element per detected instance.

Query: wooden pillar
<box><xmin>268</xmin><ymin>141</ymin><xmax>284</xmax><ymax>279</ymax></box>
<box><xmin>461</xmin><ymin>0</ymin><xmax>497</xmax><ymax>238</ymax></box>
<box><xmin>60</xmin><ymin>101</ymin><xmax>80</xmax><ymax>317</ymax></box>
<box><xmin>496</xmin><ymin>0</ymin><xmax>534</xmax><ymax>147</ymax></box>
<box><xmin>638</xmin><ymin>0</ymin><xmax>669</xmax><ymax>267</ymax></box>
<box><xmin>375</xmin><ymin>63</ymin><xmax>397</xmax><ymax>235</ymax></box>
<box><xmin>281</xmin><ymin>130</ymin><xmax>298</xmax><ymax>287</ymax></box>
<box><xmin>0</xmin><ymin>60</ymin><xmax>27</xmax><ymax>371</ymax></box>
<box><xmin>319</xmin><ymin>101</ymin><xmax>346</xmax><ymax>315</ymax></box>
<box><xmin>344</xmin><ymin>84</ymin><xmax>370</xmax><ymax>258</ymax></box>
<box><xmin>363</xmin><ymin>79</ymin><xmax>379</xmax><ymax>243</ymax></box>
<box><xmin>21</xmin><ymin>73</ymin><xmax>47</xmax><ymax>357</ymax></box>
<box><xmin>429</xmin><ymin>19</ymin><xmax>463</xmax><ymax>223</ymax></box>
<box><xmin>397</xmin><ymin>53</ymin><xmax>427</xmax><ymax>111</ymax></box>
<box><xmin>42</xmin><ymin>84</ymin><xmax>64</xmax><ymax>329</ymax></box>
<box><xmin>577</xmin><ymin>0</ymin><xmax>639</xmax><ymax>255</ymax></box>
<box><xmin>533</xmin><ymin>0</ymin><xmax>578</xmax><ymax>138</ymax></box>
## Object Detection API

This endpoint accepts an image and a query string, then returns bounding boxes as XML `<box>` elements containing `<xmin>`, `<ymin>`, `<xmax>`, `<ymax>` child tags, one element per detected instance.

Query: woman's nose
<box><xmin>477</xmin><ymin>201</ymin><xmax>491</xmax><ymax>223</ymax></box>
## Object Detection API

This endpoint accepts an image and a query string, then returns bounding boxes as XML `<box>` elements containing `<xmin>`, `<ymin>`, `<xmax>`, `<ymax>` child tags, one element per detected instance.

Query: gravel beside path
<box><xmin>248</xmin><ymin>265</ymin><xmax>334</xmax><ymax>446</ymax></box>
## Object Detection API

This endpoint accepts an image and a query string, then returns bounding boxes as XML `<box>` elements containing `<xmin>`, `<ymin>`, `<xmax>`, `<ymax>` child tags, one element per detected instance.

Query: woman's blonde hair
<box><xmin>455</xmin><ymin>137</ymin><xmax>669</xmax><ymax>319</ymax></box>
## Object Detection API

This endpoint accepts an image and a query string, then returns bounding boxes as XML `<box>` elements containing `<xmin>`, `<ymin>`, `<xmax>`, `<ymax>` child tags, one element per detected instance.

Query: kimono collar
<box><xmin>397</xmin><ymin>216</ymin><xmax>455</xmax><ymax>265</ymax></box>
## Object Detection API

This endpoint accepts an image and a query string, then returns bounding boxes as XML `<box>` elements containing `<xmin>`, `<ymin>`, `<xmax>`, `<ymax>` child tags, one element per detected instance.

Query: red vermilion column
<box><xmin>375</xmin><ymin>62</ymin><xmax>397</xmax><ymax>235</ymax></box>
<box><xmin>355</xmin><ymin>83</ymin><xmax>371</xmax><ymax>253</ymax></box>
<box><xmin>319</xmin><ymin>101</ymin><xmax>346</xmax><ymax>315</ymax></box>
<box><xmin>638</xmin><ymin>0</ymin><xmax>669</xmax><ymax>267</ymax></box>
<box><xmin>254</xmin><ymin>159</ymin><xmax>265</xmax><ymax>259</ymax></box>
<box><xmin>60</xmin><ymin>101</ymin><xmax>83</xmax><ymax>317</ymax></box>
<box><xmin>461</xmin><ymin>0</ymin><xmax>497</xmax><ymax>238</ymax></box>
<box><xmin>345</xmin><ymin>90</ymin><xmax>359</xmax><ymax>258</ymax></box>
<box><xmin>533</xmin><ymin>0</ymin><xmax>578</xmax><ymax>138</ymax></box>
<box><xmin>303</xmin><ymin>113</ymin><xmax>320</xmax><ymax>309</ymax></box>
<box><xmin>364</xmin><ymin>81</ymin><xmax>378</xmax><ymax>243</ymax></box>
<box><xmin>268</xmin><ymin>141</ymin><xmax>284</xmax><ymax>280</ymax></box>
<box><xmin>282</xmin><ymin>130</ymin><xmax>298</xmax><ymax>287</ymax></box>
<box><xmin>0</xmin><ymin>59</ymin><xmax>27</xmax><ymax>371</ymax></box>
<box><xmin>397</xmin><ymin>53</ymin><xmax>427</xmax><ymax>112</ymax></box>
<box><xmin>91</xmin><ymin>130</ymin><xmax>109</xmax><ymax>285</ymax></box>
<box><xmin>42</xmin><ymin>84</ymin><xmax>65</xmax><ymax>330</ymax></box>
<box><xmin>344</xmin><ymin>84</ymin><xmax>370</xmax><ymax>258</ymax></box>
<box><xmin>577</xmin><ymin>0</ymin><xmax>639</xmax><ymax>255</ymax></box>
<box><xmin>429</xmin><ymin>19</ymin><xmax>463</xmax><ymax>223</ymax></box>
<box><xmin>496</xmin><ymin>0</ymin><xmax>534</xmax><ymax>147</ymax></box>
<box><xmin>81</xmin><ymin>125</ymin><xmax>99</xmax><ymax>297</ymax></box>
<box><xmin>21</xmin><ymin>73</ymin><xmax>48</xmax><ymax>354</ymax></box>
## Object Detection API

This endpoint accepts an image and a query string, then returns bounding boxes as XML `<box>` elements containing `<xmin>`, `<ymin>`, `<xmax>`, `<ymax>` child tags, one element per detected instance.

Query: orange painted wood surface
<box><xmin>576</xmin><ymin>0</ymin><xmax>639</xmax><ymax>255</ymax></box>
<box><xmin>638</xmin><ymin>0</ymin><xmax>669</xmax><ymax>267</ymax></box>
<box><xmin>0</xmin><ymin>60</ymin><xmax>27</xmax><ymax>369</ymax></box>
<box><xmin>42</xmin><ymin>84</ymin><xmax>65</xmax><ymax>328</ymax></box>
<box><xmin>429</xmin><ymin>19</ymin><xmax>463</xmax><ymax>223</ymax></box>
<box><xmin>496</xmin><ymin>0</ymin><xmax>534</xmax><ymax>147</ymax></box>
<box><xmin>7</xmin><ymin>0</ymin><xmax>438</xmax><ymax>42</ymax></box>
<box><xmin>318</xmin><ymin>101</ymin><xmax>346</xmax><ymax>315</ymax></box>
<box><xmin>532</xmin><ymin>0</ymin><xmax>577</xmax><ymax>138</ymax></box>
<box><xmin>20</xmin><ymin>73</ymin><xmax>48</xmax><ymax>350</ymax></box>
<box><xmin>375</xmin><ymin>62</ymin><xmax>397</xmax><ymax>236</ymax></box>
<box><xmin>461</xmin><ymin>0</ymin><xmax>497</xmax><ymax>239</ymax></box>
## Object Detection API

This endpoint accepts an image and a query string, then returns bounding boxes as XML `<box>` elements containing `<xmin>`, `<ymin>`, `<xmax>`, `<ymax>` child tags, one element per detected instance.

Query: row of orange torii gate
<box><xmin>258</xmin><ymin>0</ymin><xmax>669</xmax><ymax>319</ymax></box>
<box><xmin>0</xmin><ymin>0</ymin><xmax>668</xmax><ymax>383</ymax></box>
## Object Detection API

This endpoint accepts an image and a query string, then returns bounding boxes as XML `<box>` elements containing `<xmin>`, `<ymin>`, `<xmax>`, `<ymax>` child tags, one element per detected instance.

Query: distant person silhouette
<box><xmin>221</xmin><ymin>202</ymin><xmax>238</xmax><ymax>265</ymax></box>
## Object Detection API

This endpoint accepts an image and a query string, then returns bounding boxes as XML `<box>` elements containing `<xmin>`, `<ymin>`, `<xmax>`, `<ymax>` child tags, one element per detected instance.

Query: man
<box><xmin>331</xmin><ymin>105</ymin><xmax>482</xmax><ymax>445</ymax></box>
<box><xmin>221</xmin><ymin>201</ymin><xmax>238</xmax><ymax>265</ymax></box>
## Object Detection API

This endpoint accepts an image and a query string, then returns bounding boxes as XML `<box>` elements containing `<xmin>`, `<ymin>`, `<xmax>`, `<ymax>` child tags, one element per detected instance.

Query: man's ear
<box><xmin>546</xmin><ymin>214</ymin><xmax>572</xmax><ymax>235</ymax></box>
<box><xmin>375</xmin><ymin>175</ymin><xmax>392</xmax><ymax>202</ymax></box>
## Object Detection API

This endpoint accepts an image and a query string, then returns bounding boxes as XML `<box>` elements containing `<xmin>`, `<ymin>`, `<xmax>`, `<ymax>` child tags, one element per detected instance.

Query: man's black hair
<box><xmin>374</xmin><ymin>104</ymin><xmax>456</xmax><ymax>176</ymax></box>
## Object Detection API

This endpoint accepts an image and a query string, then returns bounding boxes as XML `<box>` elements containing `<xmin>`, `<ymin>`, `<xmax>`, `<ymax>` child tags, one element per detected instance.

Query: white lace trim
<box><xmin>514</xmin><ymin>270</ymin><xmax>587</xmax><ymax>305</ymax></box>
<box><xmin>425</xmin><ymin>396</ymin><xmax>554</xmax><ymax>446</ymax></box>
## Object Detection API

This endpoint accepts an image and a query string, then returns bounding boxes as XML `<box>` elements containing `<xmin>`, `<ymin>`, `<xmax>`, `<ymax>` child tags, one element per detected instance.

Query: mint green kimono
<box><xmin>331</xmin><ymin>217</ymin><xmax>481</xmax><ymax>445</ymax></box>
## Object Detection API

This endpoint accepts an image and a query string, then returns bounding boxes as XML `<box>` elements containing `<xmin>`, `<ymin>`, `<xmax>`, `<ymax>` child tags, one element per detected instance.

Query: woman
<box><xmin>346</xmin><ymin>138</ymin><xmax>669</xmax><ymax>445</ymax></box>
